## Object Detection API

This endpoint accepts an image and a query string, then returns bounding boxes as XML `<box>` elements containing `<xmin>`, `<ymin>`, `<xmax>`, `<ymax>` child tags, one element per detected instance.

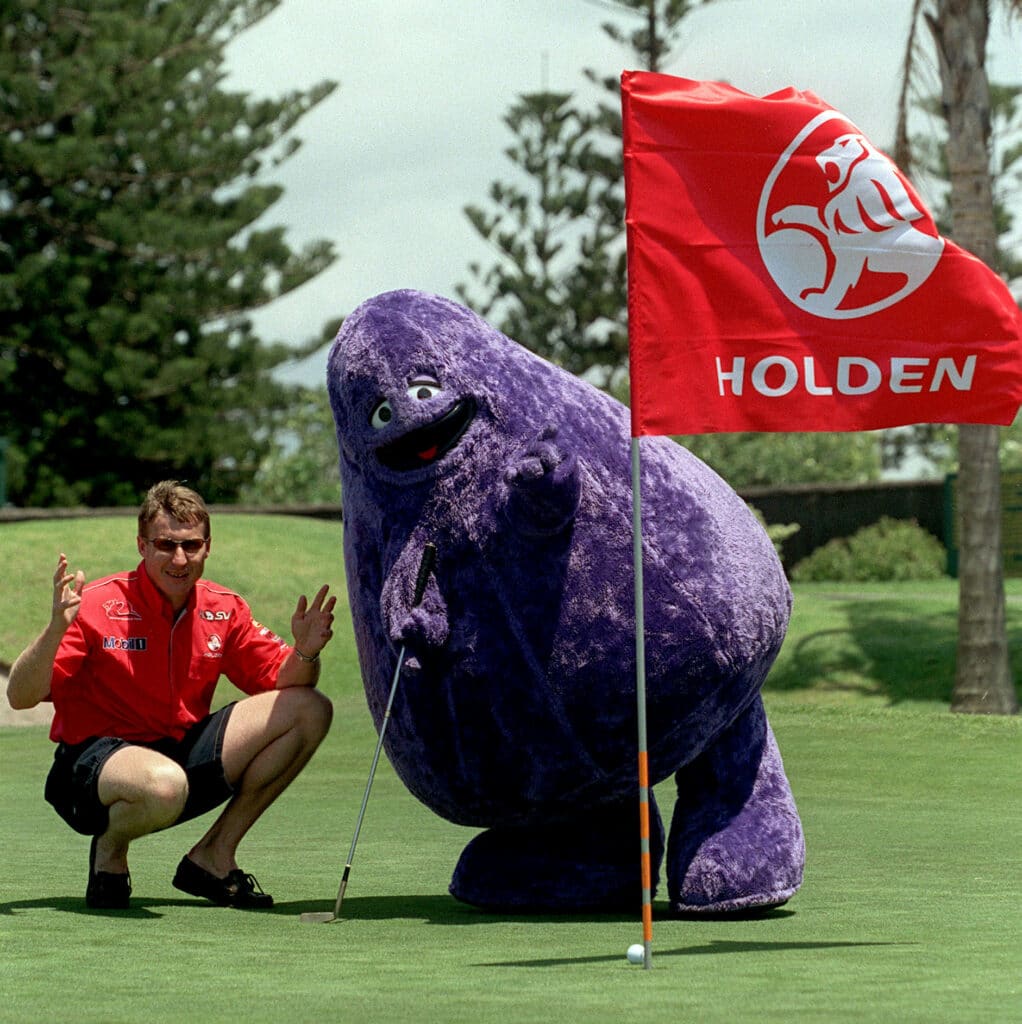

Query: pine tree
<box><xmin>456</xmin><ymin>92</ymin><xmax>626</xmax><ymax>389</ymax></box>
<box><xmin>457</xmin><ymin>2</ymin><xmax>715</xmax><ymax>393</ymax></box>
<box><xmin>0</xmin><ymin>0</ymin><xmax>337</xmax><ymax>506</ymax></box>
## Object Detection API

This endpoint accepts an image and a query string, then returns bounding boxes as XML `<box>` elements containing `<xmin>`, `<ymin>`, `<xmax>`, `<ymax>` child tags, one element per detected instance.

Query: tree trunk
<box><xmin>932</xmin><ymin>0</ymin><xmax>1019</xmax><ymax>714</ymax></box>
<box><xmin>955</xmin><ymin>425</ymin><xmax>1017</xmax><ymax>712</ymax></box>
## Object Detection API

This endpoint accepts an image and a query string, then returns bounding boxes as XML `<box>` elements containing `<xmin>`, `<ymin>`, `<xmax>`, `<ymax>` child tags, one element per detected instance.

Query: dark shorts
<box><xmin>44</xmin><ymin>703</ymin><xmax>237</xmax><ymax>837</ymax></box>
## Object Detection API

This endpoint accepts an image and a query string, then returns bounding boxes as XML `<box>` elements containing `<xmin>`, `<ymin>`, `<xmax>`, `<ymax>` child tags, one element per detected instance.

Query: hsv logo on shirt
<box><xmin>103</xmin><ymin>599</ymin><xmax>142</xmax><ymax>620</ymax></box>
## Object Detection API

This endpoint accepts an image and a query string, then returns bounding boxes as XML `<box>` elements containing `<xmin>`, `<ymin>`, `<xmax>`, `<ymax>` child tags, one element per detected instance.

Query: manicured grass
<box><xmin>4</xmin><ymin>703</ymin><xmax>1019</xmax><ymax>1023</ymax></box>
<box><xmin>2</xmin><ymin>518</ymin><xmax>1020</xmax><ymax>1022</ymax></box>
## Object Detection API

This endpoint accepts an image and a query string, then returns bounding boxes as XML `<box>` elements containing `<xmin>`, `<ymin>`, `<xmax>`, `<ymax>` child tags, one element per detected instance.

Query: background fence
<box><xmin>739</xmin><ymin>479</ymin><xmax>944</xmax><ymax>570</ymax></box>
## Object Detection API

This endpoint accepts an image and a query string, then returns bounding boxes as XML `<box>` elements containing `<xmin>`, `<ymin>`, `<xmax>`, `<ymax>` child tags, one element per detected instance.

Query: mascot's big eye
<box><xmin>370</xmin><ymin>399</ymin><xmax>394</xmax><ymax>429</ymax></box>
<box><xmin>408</xmin><ymin>378</ymin><xmax>441</xmax><ymax>401</ymax></box>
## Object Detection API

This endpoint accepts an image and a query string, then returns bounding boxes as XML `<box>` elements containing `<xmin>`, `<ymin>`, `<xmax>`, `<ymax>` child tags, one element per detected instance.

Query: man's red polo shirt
<box><xmin>48</xmin><ymin>563</ymin><xmax>291</xmax><ymax>745</ymax></box>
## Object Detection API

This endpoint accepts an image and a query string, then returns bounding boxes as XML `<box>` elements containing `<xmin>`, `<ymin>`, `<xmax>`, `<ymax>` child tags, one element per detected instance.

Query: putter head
<box><xmin>299</xmin><ymin>911</ymin><xmax>337</xmax><ymax>924</ymax></box>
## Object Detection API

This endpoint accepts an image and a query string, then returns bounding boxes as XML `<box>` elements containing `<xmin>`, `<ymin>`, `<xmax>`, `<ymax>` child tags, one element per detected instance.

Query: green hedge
<box><xmin>790</xmin><ymin>516</ymin><xmax>947</xmax><ymax>582</ymax></box>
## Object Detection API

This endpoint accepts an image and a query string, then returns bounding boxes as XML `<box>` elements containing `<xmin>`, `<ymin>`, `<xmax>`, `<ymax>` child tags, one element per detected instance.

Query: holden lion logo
<box><xmin>757</xmin><ymin>111</ymin><xmax>944</xmax><ymax>319</ymax></box>
<box><xmin>206</xmin><ymin>634</ymin><xmax>222</xmax><ymax>654</ymax></box>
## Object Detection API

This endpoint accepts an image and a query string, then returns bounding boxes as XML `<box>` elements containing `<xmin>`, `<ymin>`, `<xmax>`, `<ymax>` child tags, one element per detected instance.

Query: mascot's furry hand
<box><xmin>504</xmin><ymin>425</ymin><xmax>581</xmax><ymax>536</ymax></box>
<box><xmin>382</xmin><ymin>550</ymin><xmax>448</xmax><ymax>671</ymax></box>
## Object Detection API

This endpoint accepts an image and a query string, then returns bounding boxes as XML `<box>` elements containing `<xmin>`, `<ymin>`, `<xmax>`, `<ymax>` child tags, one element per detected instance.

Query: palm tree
<box><xmin>899</xmin><ymin>0</ymin><xmax>1021</xmax><ymax>714</ymax></box>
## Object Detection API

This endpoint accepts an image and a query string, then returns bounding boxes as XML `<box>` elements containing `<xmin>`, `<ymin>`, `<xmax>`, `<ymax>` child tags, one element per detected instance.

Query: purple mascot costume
<box><xmin>327</xmin><ymin>289</ymin><xmax>804</xmax><ymax>914</ymax></box>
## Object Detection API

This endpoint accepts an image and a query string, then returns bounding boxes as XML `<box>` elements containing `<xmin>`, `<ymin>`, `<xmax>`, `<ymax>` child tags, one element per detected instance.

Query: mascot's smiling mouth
<box><xmin>376</xmin><ymin>397</ymin><xmax>477</xmax><ymax>471</ymax></box>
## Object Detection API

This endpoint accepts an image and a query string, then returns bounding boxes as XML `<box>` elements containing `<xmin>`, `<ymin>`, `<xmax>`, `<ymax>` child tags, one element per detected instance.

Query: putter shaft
<box><xmin>316</xmin><ymin>543</ymin><xmax>436</xmax><ymax>923</ymax></box>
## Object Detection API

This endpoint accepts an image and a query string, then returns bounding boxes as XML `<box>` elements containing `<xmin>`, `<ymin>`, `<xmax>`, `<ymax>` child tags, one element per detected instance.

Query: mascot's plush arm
<box><xmin>503</xmin><ymin>426</ymin><xmax>581</xmax><ymax>537</ymax></box>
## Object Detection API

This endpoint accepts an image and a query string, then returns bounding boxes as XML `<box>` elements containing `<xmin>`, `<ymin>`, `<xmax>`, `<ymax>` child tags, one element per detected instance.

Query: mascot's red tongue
<box><xmin>418</xmin><ymin>446</ymin><xmax>438</xmax><ymax>461</ymax></box>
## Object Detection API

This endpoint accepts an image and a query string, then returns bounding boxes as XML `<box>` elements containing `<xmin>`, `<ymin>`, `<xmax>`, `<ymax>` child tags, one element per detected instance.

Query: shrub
<box><xmin>790</xmin><ymin>517</ymin><xmax>947</xmax><ymax>582</ymax></box>
<box><xmin>749</xmin><ymin>504</ymin><xmax>800</xmax><ymax>560</ymax></box>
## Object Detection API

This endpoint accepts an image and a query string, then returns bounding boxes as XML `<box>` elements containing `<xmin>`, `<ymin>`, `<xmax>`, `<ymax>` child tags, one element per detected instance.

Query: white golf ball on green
<box><xmin>626</xmin><ymin>943</ymin><xmax>645</xmax><ymax>964</ymax></box>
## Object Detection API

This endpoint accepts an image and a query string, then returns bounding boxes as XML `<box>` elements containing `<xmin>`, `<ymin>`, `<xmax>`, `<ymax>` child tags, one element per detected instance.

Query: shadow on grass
<box><xmin>0</xmin><ymin>895</ymin><xmax>203</xmax><ymax>918</ymax></box>
<box><xmin>0</xmin><ymin>894</ymin><xmax>643</xmax><ymax>923</ymax></box>
<box><xmin>766</xmin><ymin>595</ymin><xmax>1006</xmax><ymax>704</ymax></box>
<box><xmin>479</xmin><ymin>939</ymin><xmax>914</xmax><ymax>968</ymax></box>
<box><xmin>276</xmin><ymin>895</ymin><xmax>798</xmax><ymax>927</ymax></box>
<box><xmin>278</xmin><ymin>893</ymin><xmax>644</xmax><ymax>925</ymax></box>
<box><xmin>1</xmin><ymin>893</ymin><xmax>802</xmax><ymax>927</ymax></box>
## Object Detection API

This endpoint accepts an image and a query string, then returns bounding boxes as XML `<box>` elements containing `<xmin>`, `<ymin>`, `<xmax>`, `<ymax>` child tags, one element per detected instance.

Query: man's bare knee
<box><xmin>220</xmin><ymin>688</ymin><xmax>332</xmax><ymax>785</ymax></box>
<box><xmin>100</xmin><ymin>750</ymin><xmax>188</xmax><ymax>838</ymax></box>
<box><xmin>140</xmin><ymin>761</ymin><xmax>189</xmax><ymax>825</ymax></box>
<box><xmin>284</xmin><ymin>686</ymin><xmax>333</xmax><ymax>743</ymax></box>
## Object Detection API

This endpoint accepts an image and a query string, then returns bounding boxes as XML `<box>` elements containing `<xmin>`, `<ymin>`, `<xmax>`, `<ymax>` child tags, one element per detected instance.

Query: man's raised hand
<box><xmin>291</xmin><ymin>584</ymin><xmax>337</xmax><ymax>660</ymax></box>
<box><xmin>53</xmin><ymin>553</ymin><xmax>85</xmax><ymax>631</ymax></box>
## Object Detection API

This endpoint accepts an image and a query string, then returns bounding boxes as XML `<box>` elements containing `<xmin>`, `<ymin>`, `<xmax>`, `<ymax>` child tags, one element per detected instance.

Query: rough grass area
<box><xmin>0</xmin><ymin>515</ymin><xmax>349</xmax><ymax>668</ymax></box>
<box><xmin>768</xmin><ymin>580</ymin><xmax>1022</xmax><ymax>707</ymax></box>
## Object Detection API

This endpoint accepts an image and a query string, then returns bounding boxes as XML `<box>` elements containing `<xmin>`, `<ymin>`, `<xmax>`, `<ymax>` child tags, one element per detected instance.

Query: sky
<box><xmin>223</xmin><ymin>0</ymin><xmax>1020</xmax><ymax>387</ymax></box>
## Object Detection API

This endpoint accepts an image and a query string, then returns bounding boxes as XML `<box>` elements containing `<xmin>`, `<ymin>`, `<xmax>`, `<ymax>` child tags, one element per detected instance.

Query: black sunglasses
<box><xmin>146</xmin><ymin>537</ymin><xmax>207</xmax><ymax>555</ymax></box>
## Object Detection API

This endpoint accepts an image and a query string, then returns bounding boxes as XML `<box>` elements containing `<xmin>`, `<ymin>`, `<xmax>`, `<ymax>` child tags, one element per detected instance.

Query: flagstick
<box><xmin>631</xmin><ymin>436</ymin><xmax>654</xmax><ymax>970</ymax></box>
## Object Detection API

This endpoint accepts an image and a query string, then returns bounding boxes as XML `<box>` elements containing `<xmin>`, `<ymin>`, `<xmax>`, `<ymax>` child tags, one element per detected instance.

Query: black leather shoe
<box><xmin>172</xmin><ymin>856</ymin><xmax>273</xmax><ymax>909</ymax></box>
<box><xmin>86</xmin><ymin>836</ymin><xmax>131</xmax><ymax>910</ymax></box>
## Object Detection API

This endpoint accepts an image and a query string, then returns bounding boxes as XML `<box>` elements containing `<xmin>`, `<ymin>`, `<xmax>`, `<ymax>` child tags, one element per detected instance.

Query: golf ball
<box><xmin>626</xmin><ymin>943</ymin><xmax>645</xmax><ymax>965</ymax></box>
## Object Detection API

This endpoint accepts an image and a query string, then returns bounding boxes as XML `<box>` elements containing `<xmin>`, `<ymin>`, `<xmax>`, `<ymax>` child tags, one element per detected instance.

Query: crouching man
<box><xmin>7</xmin><ymin>481</ymin><xmax>335</xmax><ymax>910</ymax></box>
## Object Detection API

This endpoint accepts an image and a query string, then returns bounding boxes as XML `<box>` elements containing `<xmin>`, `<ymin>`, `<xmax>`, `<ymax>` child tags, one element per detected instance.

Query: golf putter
<box><xmin>301</xmin><ymin>541</ymin><xmax>437</xmax><ymax>924</ymax></box>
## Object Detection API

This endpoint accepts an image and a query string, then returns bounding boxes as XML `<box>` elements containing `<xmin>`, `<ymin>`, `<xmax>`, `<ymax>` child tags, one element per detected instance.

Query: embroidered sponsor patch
<box><xmin>102</xmin><ymin>599</ymin><xmax>142</xmax><ymax>621</ymax></box>
<box><xmin>102</xmin><ymin>636</ymin><xmax>148</xmax><ymax>651</ymax></box>
<box><xmin>252</xmin><ymin>620</ymin><xmax>286</xmax><ymax>646</ymax></box>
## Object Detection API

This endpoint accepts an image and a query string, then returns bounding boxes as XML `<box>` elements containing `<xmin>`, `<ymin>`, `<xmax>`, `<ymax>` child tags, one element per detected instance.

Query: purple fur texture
<box><xmin>327</xmin><ymin>289</ymin><xmax>804</xmax><ymax>913</ymax></box>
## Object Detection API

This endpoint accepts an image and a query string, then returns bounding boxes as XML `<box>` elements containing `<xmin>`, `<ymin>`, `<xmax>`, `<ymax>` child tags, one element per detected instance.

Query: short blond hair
<box><xmin>138</xmin><ymin>481</ymin><xmax>210</xmax><ymax>538</ymax></box>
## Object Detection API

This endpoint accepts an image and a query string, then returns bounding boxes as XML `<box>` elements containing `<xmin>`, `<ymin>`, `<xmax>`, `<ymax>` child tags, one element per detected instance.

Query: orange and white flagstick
<box><xmin>631</xmin><ymin>436</ymin><xmax>653</xmax><ymax>969</ymax></box>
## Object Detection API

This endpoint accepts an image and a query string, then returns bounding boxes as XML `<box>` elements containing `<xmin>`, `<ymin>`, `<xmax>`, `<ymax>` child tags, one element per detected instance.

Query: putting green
<box><xmin>2</xmin><ymin>698</ymin><xmax>1018</xmax><ymax>1024</ymax></box>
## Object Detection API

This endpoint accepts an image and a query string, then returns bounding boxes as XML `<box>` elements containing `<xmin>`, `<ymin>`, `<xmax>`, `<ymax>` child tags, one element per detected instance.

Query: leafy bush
<box><xmin>749</xmin><ymin>504</ymin><xmax>800</xmax><ymax>559</ymax></box>
<box><xmin>790</xmin><ymin>517</ymin><xmax>947</xmax><ymax>582</ymax></box>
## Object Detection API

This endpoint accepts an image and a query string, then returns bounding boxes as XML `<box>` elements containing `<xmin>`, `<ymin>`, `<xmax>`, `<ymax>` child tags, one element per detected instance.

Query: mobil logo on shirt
<box><xmin>103</xmin><ymin>636</ymin><xmax>148</xmax><ymax>652</ymax></box>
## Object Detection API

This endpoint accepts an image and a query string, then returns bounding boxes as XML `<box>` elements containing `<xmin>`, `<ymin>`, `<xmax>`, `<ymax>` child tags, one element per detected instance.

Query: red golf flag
<box><xmin>621</xmin><ymin>71</ymin><xmax>1022</xmax><ymax>437</ymax></box>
